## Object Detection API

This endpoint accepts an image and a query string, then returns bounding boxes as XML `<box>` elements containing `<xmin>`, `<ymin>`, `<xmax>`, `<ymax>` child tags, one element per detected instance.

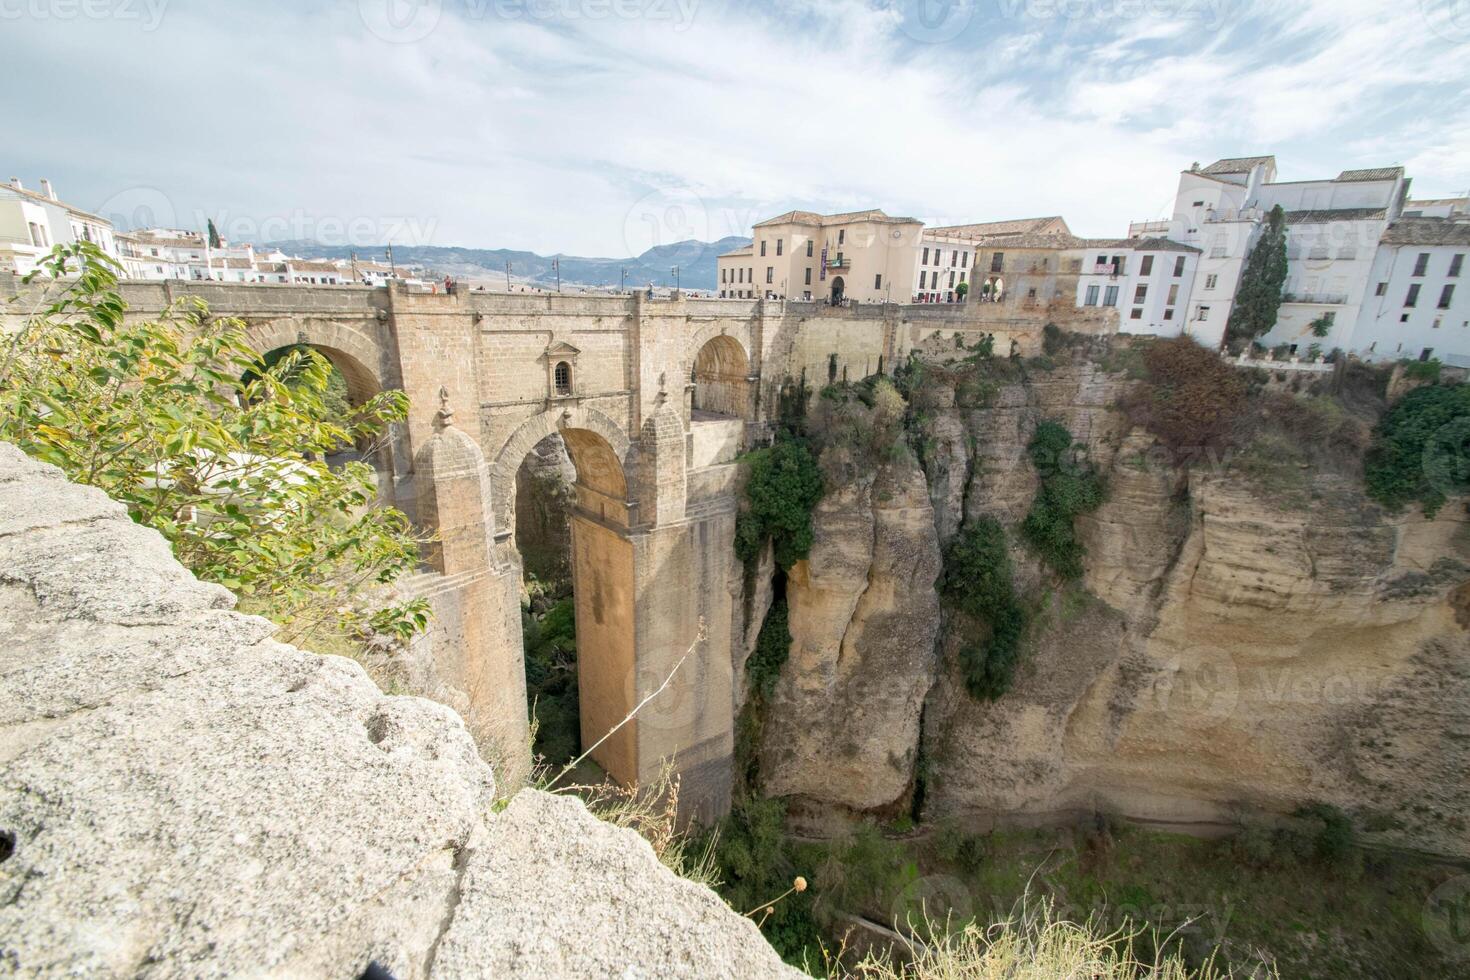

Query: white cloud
<box><xmin>2</xmin><ymin>0</ymin><xmax>1463</xmax><ymax>255</ymax></box>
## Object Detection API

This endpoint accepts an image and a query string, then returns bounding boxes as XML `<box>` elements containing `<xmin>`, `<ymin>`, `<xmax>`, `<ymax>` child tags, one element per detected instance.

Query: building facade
<box><xmin>717</xmin><ymin>209</ymin><xmax>922</xmax><ymax>303</ymax></box>
<box><xmin>0</xmin><ymin>178</ymin><xmax>121</xmax><ymax>275</ymax></box>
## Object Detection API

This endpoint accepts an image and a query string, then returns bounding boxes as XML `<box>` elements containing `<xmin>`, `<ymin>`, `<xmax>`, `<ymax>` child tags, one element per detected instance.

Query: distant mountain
<box><xmin>267</xmin><ymin>236</ymin><xmax>751</xmax><ymax>291</ymax></box>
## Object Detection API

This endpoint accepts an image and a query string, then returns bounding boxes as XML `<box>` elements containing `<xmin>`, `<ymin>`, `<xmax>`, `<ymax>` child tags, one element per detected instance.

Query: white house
<box><xmin>0</xmin><ymin>177</ymin><xmax>121</xmax><ymax>275</ymax></box>
<box><xmin>1350</xmin><ymin>218</ymin><xmax>1470</xmax><ymax>365</ymax></box>
<box><xmin>1073</xmin><ymin>238</ymin><xmax>1201</xmax><ymax>336</ymax></box>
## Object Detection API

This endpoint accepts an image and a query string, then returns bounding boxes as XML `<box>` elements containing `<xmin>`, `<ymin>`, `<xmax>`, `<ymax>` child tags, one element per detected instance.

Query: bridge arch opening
<box><xmin>691</xmin><ymin>334</ymin><xmax>751</xmax><ymax>420</ymax></box>
<box><xmin>508</xmin><ymin>420</ymin><xmax>636</xmax><ymax>783</ymax></box>
<box><xmin>250</xmin><ymin>343</ymin><xmax>396</xmax><ymax>479</ymax></box>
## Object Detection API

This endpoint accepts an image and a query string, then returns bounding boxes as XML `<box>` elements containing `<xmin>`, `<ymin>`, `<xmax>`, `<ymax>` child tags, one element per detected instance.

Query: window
<box><xmin>1451</xmin><ymin>254</ymin><xmax>1464</xmax><ymax>277</ymax></box>
<box><xmin>805</xmin><ymin>268</ymin><xmax>812</xmax><ymax>285</ymax></box>
<box><xmin>959</xmin><ymin>270</ymin><xmax>966</xmax><ymax>282</ymax></box>
<box><xmin>720</xmin><ymin>269</ymin><xmax>726</xmax><ymax>283</ymax></box>
<box><xmin>1164</xmin><ymin>308</ymin><xmax>1175</xmax><ymax>320</ymax></box>
<box><xmin>991</xmin><ymin>252</ymin><xmax>1004</xmax><ymax>273</ymax></box>
<box><xmin>1130</xmin><ymin>308</ymin><xmax>1144</xmax><ymax>320</ymax></box>
<box><xmin>1104</xmin><ymin>285</ymin><xmax>1119</xmax><ymax>307</ymax></box>
<box><xmin>776</xmin><ymin>238</ymin><xmax>783</xmax><ymax>256</ymax></box>
<box><xmin>760</xmin><ymin>240</ymin><xmax>767</xmax><ymax>256</ymax></box>
<box><xmin>1205</xmin><ymin>274</ymin><xmax>1218</xmax><ymax>290</ymax></box>
<box><xmin>962</xmin><ymin>253</ymin><xmax>969</xmax><ymax>267</ymax></box>
<box><xmin>1406</xmin><ymin>284</ymin><xmax>1421</xmax><ymax>307</ymax></box>
<box><xmin>1375</xmin><ymin>281</ymin><xmax>1388</xmax><ymax>296</ymax></box>
<box><xmin>766</xmin><ymin>267</ymin><xmax>774</xmax><ymax>284</ymax></box>
<box><xmin>1322</xmin><ymin>311</ymin><xmax>1336</xmax><ymax>326</ymax></box>
<box><xmin>1441</xmin><ymin>284</ymin><xmax>1456</xmax><ymax>309</ymax></box>
<box><xmin>1401</xmin><ymin>313</ymin><xmax>1411</xmax><ymax>323</ymax></box>
<box><xmin>1420</xmin><ymin>348</ymin><xmax>1435</xmax><ymax>362</ymax></box>
<box><xmin>1196</xmin><ymin>305</ymin><xmax>1211</xmax><ymax>321</ymax></box>
<box><xmin>951</xmin><ymin>250</ymin><xmax>959</xmax><ymax>266</ymax></box>
<box><xmin>1133</xmin><ymin>284</ymin><xmax>1148</xmax><ymax>303</ymax></box>
<box><xmin>949</xmin><ymin>271</ymin><xmax>956</xmax><ymax>287</ymax></box>
<box><xmin>806</xmin><ymin>240</ymin><xmax>813</xmax><ymax>257</ymax></box>
<box><xmin>737</xmin><ymin>268</ymin><xmax>743</xmax><ymax>283</ymax></box>
<box><xmin>1140</xmin><ymin>255</ymin><xmax>1154</xmax><ymax>276</ymax></box>
<box><xmin>1414</xmin><ymin>253</ymin><xmax>1430</xmax><ymax>276</ymax></box>
<box><xmin>838</xmin><ymin>229</ymin><xmax>845</xmax><ymax>245</ymax></box>
<box><xmin>554</xmin><ymin>361</ymin><xmax>572</xmax><ymax>397</ymax></box>
<box><xmin>1085</xmin><ymin>284</ymin><xmax>1100</xmax><ymax>306</ymax></box>
<box><xmin>1167</xmin><ymin>284</ymin><xmax>1179</xmax><ymax>305</ymax></box>
<box><xmin>1173</xmin><ymin>256</ymin><xmax>1185</xmax><ymax>277</ymax></box>
<box><xmin>875</xmin><ymin>274</ymin><xmax>883</xmax><ymax>290</ymax></box>
<box><xmin>930</xmin><ymin>271</ymin><xmax>939</xmax><ymax>289</ymax></box>
<box><xmin>1193</xmin><ymin>200</ymin><xmax>1205</xmax><ymax>207</ymax></box>
<box><xmin>922</xmin><ymin>247</ymin><xmax>930</xmax><ymax>264</ymax></box>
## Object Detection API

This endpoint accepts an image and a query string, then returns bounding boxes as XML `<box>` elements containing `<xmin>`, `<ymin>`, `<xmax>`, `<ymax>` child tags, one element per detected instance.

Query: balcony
<box><xmin>1090</xmin><ymin>264</ymin><xmax>1127</xmax><ymax>277</ymax></box>
<box><xmin>1282</xmin><ymin>293</ymin><xmax>1348</xmax><ymax>305</ymax></box>
<box><xmin>825</xmin><ymin>256</ymin><xmax>850</xmax><ymax>270</ymax></box>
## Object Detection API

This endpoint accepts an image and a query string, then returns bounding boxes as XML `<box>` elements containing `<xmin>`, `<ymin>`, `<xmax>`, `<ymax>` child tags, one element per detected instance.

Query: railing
<box><xmin>1204</xmin><ymin>207</ymin><xmax>1264</xmax><ymax>223</ymax></box>
<box><xmin>1090</xmin><ymin>264</ymin><xmax>1126</xmax><ymax>277</ymax></box>
<box><xmin>1282</xmin><ymin>293</ymin><xmax>1348</xmax><ymax>305</ymax></box>
<box><xmin>1128</xmin><ymin>220</ymin><xmax>1172</xmax><ymax>236</ymax></box>
<box><xmin>826</xmin><ymin>257</ymin><xmax>850</xmax><ymax>270</ymax></box>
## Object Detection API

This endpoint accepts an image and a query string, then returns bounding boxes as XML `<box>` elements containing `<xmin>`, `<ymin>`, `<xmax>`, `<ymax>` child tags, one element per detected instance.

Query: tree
<box><xmin>207</xmin><ymin>218</ymin><xmax>222</xmax><ymax>249</ymax></box>
<box><xmin>955</xmin><ymin>280</ymin><xmax>969</xmax><ymax>301</ymax></box>
<box><xmin>0</xmin><ymin>242</ymin><xmax>429</xmax><ymax>648</ymax></box>
<box><xmin>1226</xmin><ymin>204</ymin><xmax>1289</xmax><ymax>346</ymax></box>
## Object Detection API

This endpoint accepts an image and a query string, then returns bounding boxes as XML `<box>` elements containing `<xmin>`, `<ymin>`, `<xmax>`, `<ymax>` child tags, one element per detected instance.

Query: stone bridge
<box><xmin>100</xmin><ymin>279</ymin><xmax>1074</xmax><ymax>817</ymax></box>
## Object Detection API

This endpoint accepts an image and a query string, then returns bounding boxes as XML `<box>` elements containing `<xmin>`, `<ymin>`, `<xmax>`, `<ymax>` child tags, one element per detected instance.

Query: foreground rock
<box><xmin>0</xmin><ymin>443</ymin><xmax>798</xmax><ymax>978</ymax></box>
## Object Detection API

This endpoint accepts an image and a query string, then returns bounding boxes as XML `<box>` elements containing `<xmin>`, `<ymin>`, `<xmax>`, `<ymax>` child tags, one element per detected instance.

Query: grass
<box><xmin>787</xmin><ymin>819</ymin><xmax>1463</xmax><ymax>979</ymax></box>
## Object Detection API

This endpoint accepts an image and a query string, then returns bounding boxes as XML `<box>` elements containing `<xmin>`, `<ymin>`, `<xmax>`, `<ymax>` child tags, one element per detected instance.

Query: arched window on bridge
<box><xmin>554</xmin><ymin>361</ymin><xmax>573</xmax><ymax>397</ymax></box>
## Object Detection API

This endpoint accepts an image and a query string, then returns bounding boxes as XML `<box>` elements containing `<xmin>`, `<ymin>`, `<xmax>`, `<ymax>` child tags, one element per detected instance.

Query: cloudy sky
<box><xmin>6</xmin><ymin>0</ymin><xmax>1469</xmax><ymax>256</ymax></box>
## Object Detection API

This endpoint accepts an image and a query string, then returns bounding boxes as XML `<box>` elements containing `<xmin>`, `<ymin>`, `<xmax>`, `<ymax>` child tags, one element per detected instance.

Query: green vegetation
<box><xmin>735</xmin><ymin>437</ymin><xmax>825</xmax><ymax>570</ymax></box>
<box><xmin>745</xmin><ymin>596</ymin><xmax>792</xmax><ymax>699</ymax></box>
<box><xmin>941</xmin><ymin>518</ymin><xmax>1028</xmax><ymax>700</ymax></box>
<box><xmin>0</xmin><ymin>243</ymin><xmax>427</xmax><ymax>648</ymax></box>
<box><xmin>523</xmin><ymin>594</ymin><xmax>579</xmax><ymax>766</ymax></box>
<box><xmin>709</xmin><ymin>796</ymin><xmax>821</xmax><ymax>965</ymax></box>
<box><xmin>1402</xmin><ymin>357</ymin><xmax>1443</xmax><ymax>382</ymax></box>
<box><xmin>1364</xmin><ymin>382</ymin><xmax>1470</xmax><ymax>516</ymax></box>
<box><xmin>1021</xmin><ymin>421</ymin><xmax>1105</xmax><ymax>578</ymax></box>
<box><xmin>809</xmin><ymin>376</ymin><xmax>911</xmax><ymax>486</ymax></box>
<box><xmin>786</xmin><ymin>816</ymin><xmax>1458</xmax><ymax>979</ymax></box>
<box><xmin>1226</xmin><ymin>204</ymin><xmax>1289</xmax><ymax>345</ymax></box>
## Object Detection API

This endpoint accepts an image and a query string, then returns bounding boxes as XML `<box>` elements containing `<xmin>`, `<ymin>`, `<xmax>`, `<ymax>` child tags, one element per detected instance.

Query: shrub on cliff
<box><xmin>942</xmin><ymin>518</ymin><xmax>1029</xmax><ymax>700</ymax></box>
<box><xmin>736</xmin><ymin>436</ymin><xmax>824</xmax><ymax>570</ymax></box>
<box><xmin>1124</xmin><ymin>337</ymin><xmax>1249</xmax><ymax>458</ymax></box>
<box><xmin>1021</xmin><ymin>421</ymin><xmax>1106</xmax><ymax>579</ymax></box>
<box><xmin>1364</xmin><ymin>382</ymin><xmax>1470</xmax><ymax>516</ymax></box>
<box><xmin>0</xmin><ymin>243</ymin><xmax>428</xmax><ymax>647</ymax></box>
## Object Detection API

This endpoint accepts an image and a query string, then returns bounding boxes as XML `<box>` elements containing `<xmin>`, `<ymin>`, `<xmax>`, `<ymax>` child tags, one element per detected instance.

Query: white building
<box><xmin>1351</xmin><ymin>218</ymin><xmax>1470</xmax><ymax>365</ymax></box>
<box><xmin>1073</xmin><ymin>238</ymin><xmax>1202</xmax><ymax>336</ymax></box>
<box><xmin>914</xmin><ymin>217</ymin><xmax>1070</xmax><ymax>303</ymax></box>
<box><xmin>1127</xmin><ymin>157</ymin><xmax>1411</xmax><ymax>350</ymax></box>
<box><xmin>0</xmin><ymin>177</ymin><xmax>120</xmax><ymax>275</ymax></box>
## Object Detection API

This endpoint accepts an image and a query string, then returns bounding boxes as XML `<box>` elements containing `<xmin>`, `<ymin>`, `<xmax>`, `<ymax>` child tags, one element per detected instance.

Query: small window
<box><xmin>1375</xmin><ymin>281</ymin><xmax>1388</xmax><ymax>296</ymax></box>
<box><xmin>838</xmin><ymin>229</ymin><xmax>845</xmax><ymax>245</ymax></box>
<box><xmin>1085</xmin><ymin>285</ymin><xmax>1100</xmax><ymax>306</ymax></box>
<box><xmin>776</xmin><ymin>238</ymin><xmax>783</xmax><ymax>256</ymax></box>
<box><xmin>1104</xmin><ymin>285</ymin><xmax>1119</xmax><ymax>307</ymax></box>
<box><xmin>1167</xmin><ymin>284</ymin><xmax>1180</xmax><ymax>305</ymax></box>
<box><xmin>951</xmin><ymin>250</ymin><xmax>959</xmax><ymax>266</ymax></box>
<box><xmin>1133</xmin><ymin>284</ymin><xmax>1148</xmax><ymax>303</ymax></box>
<box><xmin>1205</xmin><ymin>274</ymin><xmax>1218</xmax><ymax>290</ymax></box>
<box><xmin>766</xmin><ymin>267</ymin><xmax>774</xmax><ymax>284</ymax></box>
<box><xmin>1421</xmin><ymin>348</ymin><xmax>1435</xmax><ymax>361</ymax></box>
<box><xmin>1414</xmin><ymin>253</ymin><xmax>1430</xmax><ymax>276</ymax></box>
<box><xmin>805</xmin><ymin>268</ymin><xmax>812</xmax><ymax>285</ymax></box>
<box><xmin>875</xmin><ymin>274</ymin><xmax>883</xmax><ymax>290</ymax></box>
<box><xmin>1163</xmin><ymin>308</ymin><xmax>1174</xmax><ymax>320</ymax></box>
<box><xmin>1451</xmin><ymin>254</ymin><xmax>1464</xmax><ymax>278</ymax></box>
<box><xmin>1406</xmin><ymin>284</ymin><xmax>1421</xmax><ymax>307</ymax></box>
<box><xmin>991</xmin><ymin>252</ymin><xmax>1005</xmax><ymax>273</ymax></box>
<box><xmin>554</xmin><ymin>361</ymin><xmax>572</xmax><ymax>397</ymax></box>
<box><xmin>760</xmin><ymin>240</ymin><xmax>767</xmax><ymax>257</ymax></box>
<box><xmin>1193</xmin><ymin>200</ymin><xmax>1205</xmax><ymax>207</ymax></box>
<box><xmin>922</xmin><ymin>247</ymin><xmax>930</xmax><ymax>264</ymax></box>
<box><xmin>1130</xmin><ymin>308</ymin><xmax>1144</xmax><ymax>320</ymax></box>
<box><xmin>1197</xmin><ymin>305</ymin><xmax>1211</xmax><ymax>321</ymax></box>
<box><xmin>1173</xmin><ymin>256</ymin><xmax>1185</xmax><ymax>277</ymax></box>
<box><xmin>807</xmin><ymin>240</ymin><xmax>814</xmax><ymax>257</ymax></box>
<box><xmin>1401</xmin><ymin>313</ymin><xmax>1411</xmax><ymax>323</ymax></box>
<box><xmin>1440</xmin><ymin>284</ymin><xmax>1456</xmax><ymax>309</ymax></box>
<box><xmin>949</xmin><ymin>271</ymin><xmax>956</xmax><ymax>287</ymax></box>
<box><xmin>1140</xmin><ymin>255</ymin><xmax>1154</xmax><ymax>276</ymax></box>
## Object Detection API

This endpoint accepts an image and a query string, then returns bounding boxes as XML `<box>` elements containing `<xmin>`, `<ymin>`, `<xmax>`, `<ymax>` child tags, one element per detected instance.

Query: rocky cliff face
<box><xmin>757</xmin><ymin>355</ymin><xmax>1470</xmax><ymax>858</ymax></box>
<box><xmin>0</xmin><ymin>443</ymin><xmax>799</xmax><ymax>978</ymax></box>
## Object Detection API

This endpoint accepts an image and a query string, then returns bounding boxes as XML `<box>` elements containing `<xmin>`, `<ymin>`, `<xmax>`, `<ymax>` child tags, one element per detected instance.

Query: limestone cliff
<box><xmin>755</xmin><ymin>353</ymin><xmax>1470</xmax><ymax>858</ymax></box>
<box><xmin>759</xmin><ymin>459</ymin><xmax>942</xmax><ymax>813</ymax></box>
<box><xmin>0</xmin><ymin>443</ymin><xmax>799</xmax><ymax>978</ymax></box>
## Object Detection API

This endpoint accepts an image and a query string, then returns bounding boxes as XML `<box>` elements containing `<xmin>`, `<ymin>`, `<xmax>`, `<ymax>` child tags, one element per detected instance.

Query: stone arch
<box><xmin>241</xmin><ymin>317</ymin><xmax>389</xmax><ymax>409</ymax></box>
<box><xmin>241</xmin><ymin>318</ymin><xmax>399</xmax><ymax>481</ymax></box>
<box><xmin>490</xmin><ymin>406</ymin><xmax>633</xmax><ymax>533</ymax></box>
<box><xmin>690</xmin><ymin>333</ymin><xmax>752</xmax><ymax>419</ymax></box>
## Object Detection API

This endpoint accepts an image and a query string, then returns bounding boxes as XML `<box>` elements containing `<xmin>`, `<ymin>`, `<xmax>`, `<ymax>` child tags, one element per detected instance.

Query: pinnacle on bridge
<box><xmin>435</xmin><ymin>385</ymin><xmax>456</xmax><ymax>431</ymax></box>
